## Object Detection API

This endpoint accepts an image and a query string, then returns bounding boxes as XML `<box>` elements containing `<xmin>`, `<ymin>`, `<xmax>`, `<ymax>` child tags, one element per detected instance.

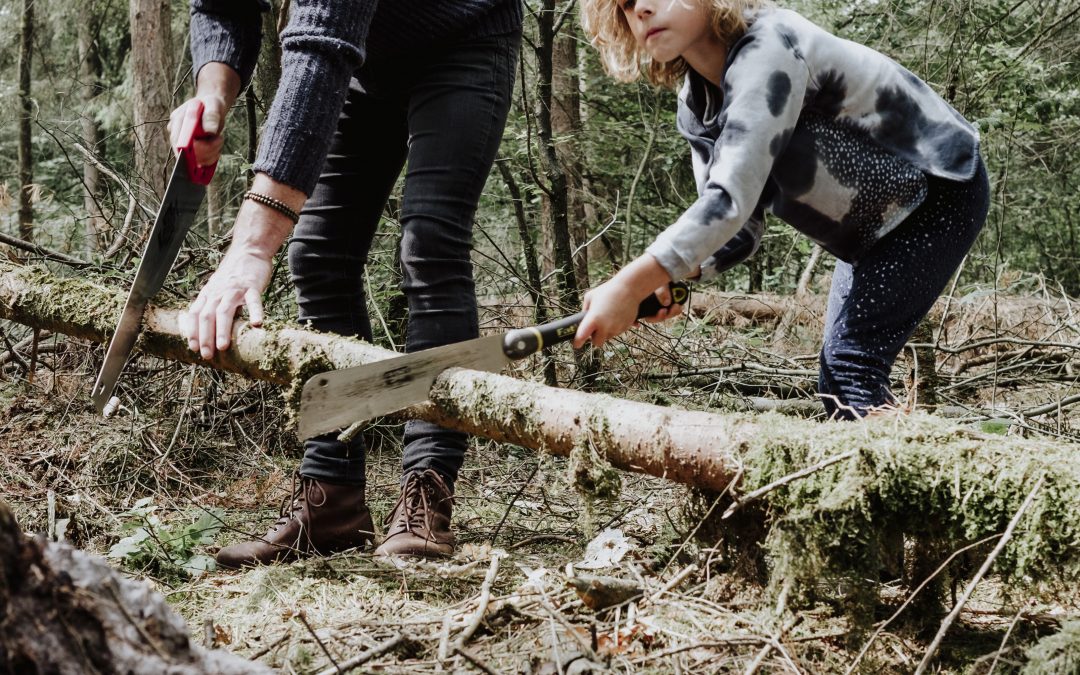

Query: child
<box><xmin>574</xmin><ymin>0</ymin><xmax>990</xmax><ymax>418</ymax></box>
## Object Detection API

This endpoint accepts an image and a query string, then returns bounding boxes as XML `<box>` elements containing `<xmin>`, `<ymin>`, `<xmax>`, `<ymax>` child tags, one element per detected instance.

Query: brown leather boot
<box><xmin>374</xmin><ymin>469</ymin><xmax>455</xmax><ymax>560</ymax></box>
<box><xmin>216</xmin><ymin>475</ymin><xmax>374</xmax><ymax>569</ymax></box>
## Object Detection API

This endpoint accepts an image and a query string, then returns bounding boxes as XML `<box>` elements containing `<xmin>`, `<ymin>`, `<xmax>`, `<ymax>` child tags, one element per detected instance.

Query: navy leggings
<box><xmin>819</xmin><ymin>157</ymin><xmax>990</xmax><ymax>418</ymax></box>
<box><xmin>291</xmin><ymin>33</ymin><xmax>520</xmax><ymax>488</ymax></box>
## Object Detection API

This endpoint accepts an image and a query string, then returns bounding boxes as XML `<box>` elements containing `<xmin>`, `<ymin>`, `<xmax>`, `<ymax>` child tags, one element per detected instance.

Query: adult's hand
<box><xmin>167</xmin><ymin>62</ymin><xmax>241</xmax><ymax>168</ymax></box>
<box><xmin>180</xmin><ymin>174</ymin><xmax>305</xmax><ymax>359</ymax></box>
<box><xmin>182</xmin><ymin>238</ymin><xmax>273</xmax><ymax>360</ymax></box>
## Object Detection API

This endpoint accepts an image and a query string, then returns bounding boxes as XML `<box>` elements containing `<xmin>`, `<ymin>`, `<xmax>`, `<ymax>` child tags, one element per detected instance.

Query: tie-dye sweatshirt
<box><xmin>189</xmin><ymin>0</ymin><xmax>523</xmax><ymax>195</ymax></box>
<box><xmin>645</xmin><ymin>8</ymin><xmax>980</xmax><ymax>282</ymax></box>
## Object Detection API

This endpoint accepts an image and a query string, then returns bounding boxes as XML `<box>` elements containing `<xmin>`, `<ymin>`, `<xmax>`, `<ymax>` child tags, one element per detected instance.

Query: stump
<box><xmin>0</xmin><ymin>499</ymin><xmax>268</xmax><ymax>674</ymax></box>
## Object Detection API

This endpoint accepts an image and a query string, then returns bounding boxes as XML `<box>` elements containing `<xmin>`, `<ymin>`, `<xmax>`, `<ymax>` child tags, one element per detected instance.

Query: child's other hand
<box><xmin>573</xmin><ymin>279</ymin><xmax>642</xmax><ymax>349</ymax></box>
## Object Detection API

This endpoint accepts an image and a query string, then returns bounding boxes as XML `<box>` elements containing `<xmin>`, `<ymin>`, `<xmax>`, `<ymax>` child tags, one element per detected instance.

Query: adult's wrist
<box><xmin>249</xmin><ymin>172</ymin><xmax>306</xmax><ymax>215</ymax></box>
<box><xmin>194</xmin><ymin>62</ymin><xmax>242</xmax><ymax>108</ymax></box>
<box><xmin>228</xmin><ymin>173</ymin><xmax>307</xmax><ymax>259</ymax></box>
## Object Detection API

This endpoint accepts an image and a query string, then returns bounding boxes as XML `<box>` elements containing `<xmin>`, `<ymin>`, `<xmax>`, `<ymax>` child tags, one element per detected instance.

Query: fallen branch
<box><xmin>312</xmin><ymin>634</ymin><xmax>411</xmax><ymax>675</ymax></box>
<box><xmin>0</xmin><ymin>231</ymin><xmax>89</xmax><ymax>267</ymax></box>
<box><xmin>914</xmin><ymin>476</ymin><xmax>1045</xmax><ymax>674</ymax></box>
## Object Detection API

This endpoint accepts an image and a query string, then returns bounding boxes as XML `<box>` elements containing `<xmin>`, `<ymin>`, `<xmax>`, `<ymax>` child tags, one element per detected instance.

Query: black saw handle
<box><xmin>502</xmin><ymin>281</ymin><xmax>690</xmax><ymax>359</ymax></box>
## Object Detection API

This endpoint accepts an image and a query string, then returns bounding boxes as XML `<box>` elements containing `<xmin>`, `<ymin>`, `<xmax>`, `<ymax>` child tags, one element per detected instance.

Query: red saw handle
<box><xmin>175</xmin><ymin>100</ymin><xmax>217</xmax><ymax>186</ymax></box>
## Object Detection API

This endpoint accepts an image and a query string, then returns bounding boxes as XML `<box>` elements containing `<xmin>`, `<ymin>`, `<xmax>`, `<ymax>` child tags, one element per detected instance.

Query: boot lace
<box><xmin>271</xmin><ymin>474</ymin><xmax>328</xmax><ymax>533</ymax></box>
<box><xmin>393</xmin><ymin>470</ymin><xmax>443</xmax><ymax>535</ymax></box>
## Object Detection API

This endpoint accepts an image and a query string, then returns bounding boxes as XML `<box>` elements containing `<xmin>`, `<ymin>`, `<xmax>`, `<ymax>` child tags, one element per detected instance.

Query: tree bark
<box><xmin>129</xmin><ymin>0</ymin><xmax>175</xmax><ymax>198</ymax></box>
<box><xmin>17</xmin><ymin>0</ymin><xmax>34</xmax><ymax>243</ymax></box>
<box><xmin>0</xmin><ymin>499</ymin><xmax>269</xmax><ymax>674</ymax></box>
<box><xmin>534</xmin><ymin>0</ymin><xmax>579</xmax><ymax>314</ymax></box>
<box><xmin>253</xmin><ymin>0</ymin><xmax>284</xmax><ymax>111</ymax></box>
<box><xmin>552</xmin><ymin>16</ymin><xmax>588</xmax><ymax>294</ymax></box>
<box><xmin>497</xmin><ymin>158</ymin><xmax>558</xmax><ymax>386</ymax></box>
<box><xmin>79</xmin><ymin>0</ymin><xmax>107</xmax><ymax>254</ymax></box>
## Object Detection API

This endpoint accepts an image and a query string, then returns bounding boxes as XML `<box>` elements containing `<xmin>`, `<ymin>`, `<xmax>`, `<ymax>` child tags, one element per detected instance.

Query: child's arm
<box><xmin>573</xmin><ymin>254</ymin><xmax>685</xmax><ymax>349</ymax></box>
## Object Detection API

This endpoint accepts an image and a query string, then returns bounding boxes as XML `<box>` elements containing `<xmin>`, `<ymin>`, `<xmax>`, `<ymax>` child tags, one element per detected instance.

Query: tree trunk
<box><xmin>17</xmin><ymin>0</ymin><xmax>34</xmax><ymax>243</ymax></box>
<box><xmin>253</xmin><ymin>0</ymin><xmax>284</xmax><ymax>111</ymax></box>
<box><xmin>129</xmin><ymin>0</ymin><xmax>174</xmax><ymax>199</ymax></box>
<box><xmin>0</xmin><ymin>499</ymin><xmax>269</xmax><ymax>674</ymax></box>
<box><xmin>535</xmin><ymin>0</ymin><xmax>579</xmax><ymax>314</ymax></box>
<box><xmin>552</xmin><ymin>17</ymin><xmax>588</xmax><ymax>294</ymax></box>
<box><xmin>206</xmin><ymin>175</ymin><xmax>224</xmax><ymax>240</ymax></box>
<box><xmin>497</xmin><ymin>159</ymin><xmax>558</xmax><ymax>386</ymax></box>
<box><xmin>79</xmin><ymin>1</ymin><xmax>107</xmax><ymax>255</ymax></box>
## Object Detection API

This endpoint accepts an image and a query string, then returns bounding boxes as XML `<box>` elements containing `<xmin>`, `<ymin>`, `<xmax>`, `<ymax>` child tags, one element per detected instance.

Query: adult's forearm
<box><xmin>189</xmin><ymin>0</ymin><xmax>263</xmax><ymax>88</ymax></box>
<box><xmin>250</xmin><ymin>1</ymin><xmax>377</xmax><ymax>195</ymax></box>
<box><xmin>234</xmin><ymin>173</ymin><xmax>306</xmax><ymax>259</ymax></box>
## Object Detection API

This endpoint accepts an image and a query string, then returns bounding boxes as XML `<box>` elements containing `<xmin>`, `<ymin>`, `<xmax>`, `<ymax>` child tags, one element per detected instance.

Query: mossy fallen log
<box><xmin>0</xmin><ymin>499</ymin><xmax>268</xmax><ymax>674</ymax></box>
<box><xmin>3</xmin><ymin>260</ymin><xmax>1080</xmax><ymax>614</ymax></box>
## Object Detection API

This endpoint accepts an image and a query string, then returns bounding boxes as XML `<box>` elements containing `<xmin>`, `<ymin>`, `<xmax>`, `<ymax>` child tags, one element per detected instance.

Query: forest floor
<box><xmin>2</xmin><ymin>285</ymin><xmax>1078</xmax><ymax>673</ymax></box>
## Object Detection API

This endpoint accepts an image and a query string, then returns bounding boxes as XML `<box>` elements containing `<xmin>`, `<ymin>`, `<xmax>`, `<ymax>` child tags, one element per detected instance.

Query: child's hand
<box><xmin>574</xmin><ymin>254</ymin><xmax>678</xmax><ymax>349</ymax></box>
<box><xmin>573</xmin><ymin>278</ymin><xmax>642</xmax><ymax>349</ymax></box>
<box><xmin>574</xmin><ymin>281</ymin><xmax>684</xmax><ymax>348</ymax></box>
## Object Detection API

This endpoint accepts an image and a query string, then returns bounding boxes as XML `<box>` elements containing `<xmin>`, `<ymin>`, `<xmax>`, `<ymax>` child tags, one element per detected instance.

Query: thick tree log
<box><xmin>0</xmin><ymin>260</ymin><xmax>744</xmax><ymax>491</ymax></box>
<box><xmin>1</xmin><ymin>259</ymin><xmax>1078</xmax><ymax>500</ymax></box>
<box><xmin>0</xmin><ymin>499</ymin><xmax>269</xmax><ymax>674</ymax></box>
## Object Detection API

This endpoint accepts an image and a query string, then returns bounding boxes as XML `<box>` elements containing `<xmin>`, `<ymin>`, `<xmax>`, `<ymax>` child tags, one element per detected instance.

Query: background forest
<box><xmin>1</xmin><ymin>0</ymin><xmax>1079</xmax><ymax>673</ymax></box>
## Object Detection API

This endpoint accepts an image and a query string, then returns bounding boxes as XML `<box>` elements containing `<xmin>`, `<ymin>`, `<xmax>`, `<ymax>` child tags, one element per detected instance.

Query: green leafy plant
<box><xmin>107</xmin><ymin>497</ymin><xmax>224</xmax><ymax>579</ymax></box>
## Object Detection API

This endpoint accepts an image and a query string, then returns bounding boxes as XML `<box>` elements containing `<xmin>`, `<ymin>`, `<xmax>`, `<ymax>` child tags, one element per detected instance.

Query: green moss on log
<box><xmin>0</xmin><ymin>262</ymin><xmax>124</xmax><ymax>339</ymax></box>
<box><xmin>730</xmin><ymin>412</ymin><xmax>1080</xmax><ymax>619</ymax></box>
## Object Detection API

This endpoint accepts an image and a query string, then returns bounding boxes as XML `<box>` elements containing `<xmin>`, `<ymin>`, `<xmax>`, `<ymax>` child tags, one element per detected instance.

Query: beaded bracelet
<box><xmin>244</xmin><ymin>190</ymin><xmax>301</xmax><ymax>224</ymax></box>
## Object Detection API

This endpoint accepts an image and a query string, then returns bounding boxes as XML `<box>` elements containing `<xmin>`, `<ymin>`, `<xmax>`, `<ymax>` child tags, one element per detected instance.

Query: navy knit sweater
<box><xmin>190</xmin><ymin>0</ymin><xmax>523</xmax><ymax>195</ymax></box>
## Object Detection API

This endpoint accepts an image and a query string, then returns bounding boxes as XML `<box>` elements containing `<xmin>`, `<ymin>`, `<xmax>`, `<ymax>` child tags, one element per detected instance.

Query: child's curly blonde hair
<box><xmin>582</xmin><ymin>0</ymin><xmax>767</xmax><ymax>89</ymax></box>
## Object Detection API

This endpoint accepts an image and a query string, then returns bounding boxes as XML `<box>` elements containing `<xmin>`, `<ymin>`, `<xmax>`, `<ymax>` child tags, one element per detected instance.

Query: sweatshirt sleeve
<box><xmin>646</xmin><ymin>21</ymin><xmax>809</xmax><ymax>281</ymax></box>
<box><xmin>189</xmin><ymin>0</ymin><xmax>266</xmax><ymax>89</ymax></box>
<box><xmin>251</xmin><ymin>1</ymin><xmax>379</xmax><ymax>195</ymax></box>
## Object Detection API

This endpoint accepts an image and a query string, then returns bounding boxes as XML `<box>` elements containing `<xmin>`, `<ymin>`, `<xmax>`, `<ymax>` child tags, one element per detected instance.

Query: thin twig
<box><xmin>453</xmin><ymin>645</ymin><xmax>501</xmax><ymax>675</ymax></box>
<box><xmin>724</xmin><ymin>450</ymin><xmax>858</xmax><ymax>519</ymax></box>
<box><xmin>844</xmin><ymin>533</ymin><xmax>1003</xmax><ymax>675</ymax></box>
<box><xmin>538</xmin><ymin>594</ymin><xmax>597</xmax><ymax>663</ymax></box>
<box><xmin>294</xmin><ymin>610</ymin><xmax>340</xmax><ymax>673</ymax></box>
<box><xmin>986</xmin><ymin>603</ymin><xmax>1029</xmax><ymax>675</ymax></box>
<box><xmin>647</xmin><ymin>563</ymin><xmax>698</xmax><ymax>604</ymax></box>
<box><xmin>457</xmin><ymin>553</ymin><xmax>504</xmax><ymax>647</ymax></box>
<box><xmin>312</xmin><ymin>634</ymin><xmax>407</xmax><ymax>675</ymax></box>
<box><xmin>914</xmin><ymin>475</ymin><xmax>1045</xmax><ymax>674</ymax></box>
<box><xmin>103</xmin><ymin>581</ymin><xmax>170</xmax><ymax>661</ymax></box>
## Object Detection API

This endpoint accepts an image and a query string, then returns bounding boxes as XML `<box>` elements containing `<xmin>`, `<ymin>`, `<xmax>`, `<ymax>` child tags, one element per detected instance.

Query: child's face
<box><xmin>620</xmin><ymin>0</ymin><xmax>716</xmax><ymax>64</ymax></box>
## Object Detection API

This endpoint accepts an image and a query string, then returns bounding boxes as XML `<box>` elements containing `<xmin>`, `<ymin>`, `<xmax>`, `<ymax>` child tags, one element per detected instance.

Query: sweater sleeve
<box><xmin>251</xmin><ymin>1</ymin><xmax>379</xmax><ymax>195</ymax></box>
<box><xmin>646</xmin><ymin>21</ymin><xmax>809</xmax><ymax>281</ymax></box>
<box><xmin>189</xmin><ymin>0</ymin><xmax>266</xmax><ymax>89</ymax></box>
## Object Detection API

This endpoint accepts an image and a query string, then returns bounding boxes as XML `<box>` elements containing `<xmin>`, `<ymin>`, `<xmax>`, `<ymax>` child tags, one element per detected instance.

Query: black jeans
<box><xmin>819</xmin><ymin>157</ymin><xmax>990</xmax><ymax>418</ymax></box>
<box><xmin>291</xmin><ymin>32</ymin><xmax>520</xmax><ymax>488</ymax></box>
